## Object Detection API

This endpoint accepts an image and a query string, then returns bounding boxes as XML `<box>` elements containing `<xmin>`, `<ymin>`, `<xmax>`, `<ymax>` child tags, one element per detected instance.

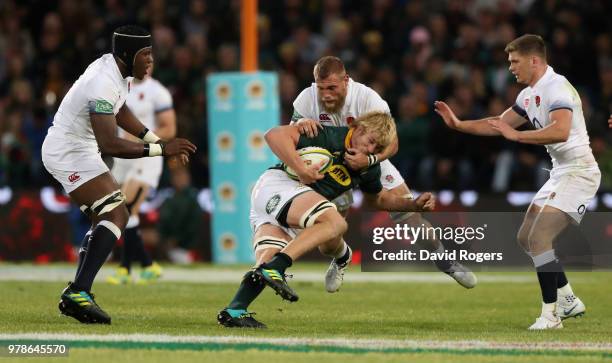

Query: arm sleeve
<box><xmin>512</xmin><ymin>89</ymin><xmax>529</xmax><ymax>120</ymax></box>
<box><xmin>292</xmin><ymin>86</ymin><xmax>316</xmax><ymax>121</ymax></box>
<box><xmin>363</xmin><ymin>88</ymin><xmax>391</xmax><ymax>113</ymax></box>
<box><xmin>153</xmin><ymin>82</ymin><xmax>174</xmax><ymax>113</ymax></box>
<box><xmin>359</xmin><ymin>166</ymin><xmax>383</xmax><ymax>194</ymax></box>
<box><xmin>87</xmin><ymin>76</ymin><xmax>120</xmax><ymax>115</ymax></box>
<box><xmin>547</xmin><ymin>82</ymin><xmax>574</xmax><ymax>113</ymax></box>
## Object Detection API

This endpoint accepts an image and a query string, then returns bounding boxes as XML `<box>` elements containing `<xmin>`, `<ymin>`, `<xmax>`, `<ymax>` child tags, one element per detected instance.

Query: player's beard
<box><xmin>321</xmin><ymin>93</ymin><xmax>346</xmax><ymax>114</ymax></box>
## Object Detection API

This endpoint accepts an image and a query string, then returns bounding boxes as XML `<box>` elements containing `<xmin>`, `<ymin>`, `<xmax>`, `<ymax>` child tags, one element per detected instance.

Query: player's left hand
<box><xmin>295</xmin><ymin>118</ymin><xmax>323</xmax><ymax>138</ymax></box>
<box><xmin>344</xmin><ymin>148</ymin><xmax>369</xmax><ymax>170</ymax></box>
<box><xmin>414</xmin><ymin>192</ymin><xmax>435</xmax><ymax>212</ymax></box>
<box><xmin>488</xmin><ymin>119</ymin><xmax>519</xmax><ymax>141</ymax></box>
<box><xmin>167</xmin><ymin>152</ymin><xmax>190</xmax><ymax>169</ymax></box>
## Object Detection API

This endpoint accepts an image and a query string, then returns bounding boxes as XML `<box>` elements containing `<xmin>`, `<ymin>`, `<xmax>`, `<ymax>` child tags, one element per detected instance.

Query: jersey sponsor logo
<box><xmin>328</xmin><ymin>164</ymin><xmax>351</xmax><ymax>187</ymax></box>
<box><xmin>577</xmin><ymin>204</ymin><xmax>586</xmax><ymax>215</ymax></box>
<box><xmin>346</xmin><ymin>116</ymin><xmax>355</xmax><ymax>125</ymax></box>
<box><xmin>319</xmin><ymin>113</ymin><xmax>330</xmax><ymax>121</ymax></box>
<box><xmin>139</xmin><ymin>92</ymin><xmax>145</xmax><ymax>100</ymax></box>
<box><xmin>265</xmin><ymin>194</ymin><xmax>281</xmax><ymax>214</ymax></box>
<box><xmin>524</xmin><ymin>98</ymin><xmax>529</xmax><ymax>109</ymax></box>
<box><xmin>385</xmin><ymin>174</ymin><xmax>395</xmax><ymax>184</ymax></box>
<box><xmin>68</xmin><ymin>172</ymin><xmax>81</xmax><ymax>183</ymax></box>
<box><xmin>535</xmin><ymin>95</ymin><xmax>541</xmax><ymax>107</ymax></box>
<box><xmin>90</xmin><ymin>99</ymin><xmax>114</xmax><ymax>114</ymax></box>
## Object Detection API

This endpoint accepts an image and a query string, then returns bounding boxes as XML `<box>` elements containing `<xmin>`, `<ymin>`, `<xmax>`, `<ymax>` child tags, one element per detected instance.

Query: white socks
<box><xmin>558</xmin><ymin>283</ymin><xmax>574</xmax><ymax>297</ymax></box>
<box><xmin>334</xmin><ymin>240</ymin><xmax>348</xmax><ymax>259</ymax></box>
<box><xmin>541</xmin><ymin>302</ymin><xmax>556</xmax><ymax>317</ymax></box>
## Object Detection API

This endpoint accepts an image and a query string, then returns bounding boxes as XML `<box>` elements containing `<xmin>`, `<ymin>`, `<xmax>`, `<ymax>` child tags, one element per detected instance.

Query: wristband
<box><xmin>143</xmin><ymin>143</ymin><xmax>163</xmax><ymax>157</ymax></box>
<box><xmin>138</xmin><ymin>127</ymin><xmax>161</xmax><ymax>143</ymax></box>
<box><xmin>367</xmin><ymin>154</ymin><xmax>379</xmax><ymax>166</ymax></box>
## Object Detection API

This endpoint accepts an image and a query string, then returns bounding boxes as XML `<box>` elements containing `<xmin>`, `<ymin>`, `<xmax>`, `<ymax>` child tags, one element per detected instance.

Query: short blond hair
<box><xmin>352</xmin><ymin>111</ymin><xmax>396</xmax><ymax>152</ymax></box>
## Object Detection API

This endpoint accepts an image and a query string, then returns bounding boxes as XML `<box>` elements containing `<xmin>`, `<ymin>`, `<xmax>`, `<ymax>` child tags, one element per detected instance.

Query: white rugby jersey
<box><xmin>50</xmin><ymin>53</ymin><xmax>129</xmax><ymax>144</ymax></box>
<box><xmin>120</xmin><ymin>77</ymin><xmax>173</xmax><ymax>137</ymax></box>
<box><xmin>512</xmin><ymin>66</ymin><xmax>597</xmax><ymax>170</ymax></box>
<box><xmin>292</xmin><ymin>78</ymin><xmax>390</xmax><ymax>126</ymax></box>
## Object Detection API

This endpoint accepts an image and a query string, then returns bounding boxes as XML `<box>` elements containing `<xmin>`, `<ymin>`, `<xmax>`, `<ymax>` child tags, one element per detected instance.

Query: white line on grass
<box><xmin>0</xmin><ymin>265</ymin><xmax>535</xmax><ymax>283</ymax></box>
<box><xmin>0</xmin><ymin>333</ymin><xmax>610</xmax><ymax>352</ymax></box>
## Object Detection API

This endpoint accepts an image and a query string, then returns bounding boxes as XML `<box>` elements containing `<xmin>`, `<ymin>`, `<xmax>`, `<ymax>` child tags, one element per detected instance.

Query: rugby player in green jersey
<box><xmin>217</xmin><ymin>111</ymin><xmax>435</xmax><ymax>328</ymax></box>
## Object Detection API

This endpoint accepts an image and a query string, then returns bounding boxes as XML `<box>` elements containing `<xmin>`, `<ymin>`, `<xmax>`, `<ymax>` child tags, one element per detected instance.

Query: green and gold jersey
<box><xmin>271</xmin><ymin>127</ymin><xmax>382</xmax><ymax>200</ymax></box>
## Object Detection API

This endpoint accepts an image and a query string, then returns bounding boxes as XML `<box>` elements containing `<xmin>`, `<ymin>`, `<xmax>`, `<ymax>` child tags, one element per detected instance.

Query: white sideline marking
<box><xmin>0</xmin><ymin>333</ymin><xmax>610</xmax><ymax>352</ymax></box>
<box><xmin>0</xmin><ymin>265</ymin><xmax>536</xmax><ymax>283</ymax></box>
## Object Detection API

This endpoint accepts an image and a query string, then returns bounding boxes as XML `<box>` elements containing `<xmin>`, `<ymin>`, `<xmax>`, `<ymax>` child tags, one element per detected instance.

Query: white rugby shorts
<box><xmin>42</xmin><ymin>128</ymin><xmax>109</xmax><ymax>194</ymax></box>
<box><xmin>532</xmin><ymin>167</ymin><xmax>601</xmax><ymax>224</ymax></box>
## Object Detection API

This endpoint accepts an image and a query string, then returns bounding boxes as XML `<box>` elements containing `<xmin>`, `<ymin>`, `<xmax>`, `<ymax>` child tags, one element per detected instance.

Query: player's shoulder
<box><xmin>322</xmin><ymin>125</ymin><xmax>350</xmax><ymax>137</ymax></box>
<box><xmin>293</xmin><ymin>83</ymin><xmax>317</xmax><ymax>113</ymax></box>
<box><xmin>84</xmin><ymin>55</ymin><xmax>124</xmax><ymax>90</ymax></box>
<box><xmin>541</xmin><ymin>73</ymin><xmax>575</xmax><ymax>102</ymax></box>
<box><xmin>147</xmin><ymin>77</ymin><xmax>169</xmax><ymax>91</ymax></box>
<box><xmin>296</xmin><ymin>83</ymin><xmax>316</xmax><ymax>100</ymax></box>
<box><xmin>349</xmin><ymin>79</ymin><xmax>390</xmax><ymax>112</ymax></box>
<box><xmin>311</xmin><ymin>125</ymin><xmax>349</xmax><ymax>145</ymax></box>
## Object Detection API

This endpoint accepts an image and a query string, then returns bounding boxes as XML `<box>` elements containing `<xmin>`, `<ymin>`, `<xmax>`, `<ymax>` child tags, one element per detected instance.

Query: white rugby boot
<box><xmin>444</xmin><ymin>261</ymin><xmax>477</xmax><ymax>289</ymax></box>
<box><xmin>556</xmin><ymin>293</ymin><xmax>586</xmax><ymax>320</ymax></box>
<box><xmin>528</xmin><ymin>311</ymin><xmax>563</xmax><ymax>330</ymax></box>
<box><xmin>324</xmin><ymin>246</ymin><xmax>352</xmax><ymax>293</ymax></box>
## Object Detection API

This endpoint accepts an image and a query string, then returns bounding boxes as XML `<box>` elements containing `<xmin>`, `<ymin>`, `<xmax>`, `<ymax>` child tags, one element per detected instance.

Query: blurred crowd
<box><xmin>1</xmin><ymin>0</ymin><xmax>611</xmax><ymax>192</ymax></box>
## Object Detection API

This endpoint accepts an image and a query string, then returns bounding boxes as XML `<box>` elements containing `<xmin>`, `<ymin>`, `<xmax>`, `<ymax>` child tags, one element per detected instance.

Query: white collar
<box><xmin>531</xmin><ymin>65</ymin><xmax>554</xmax><ymax>90</ymax></box>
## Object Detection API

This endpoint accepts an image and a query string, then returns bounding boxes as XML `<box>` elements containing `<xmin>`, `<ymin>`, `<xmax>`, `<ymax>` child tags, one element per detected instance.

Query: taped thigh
<box><xmin>80</xmin><ymin>190</ymin><xmax>126</xmax><ymax>217</ymax></box>
<box><xmin>298</xmin><ymin>200</ymin><xmax>337</xmax><ymax>228</ymax></box>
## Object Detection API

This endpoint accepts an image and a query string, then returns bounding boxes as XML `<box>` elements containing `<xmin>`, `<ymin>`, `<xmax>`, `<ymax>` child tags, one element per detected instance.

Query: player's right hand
<box><xmin>295</xmin><ymin>118</ymin><xmax>323</xmax><ymax>138</ymax></box>
<box><xmin>162</xmin><ymin>138</ymin><xmax>197</xmax><ymax>157</ymax></box>
<box><xmin>434</xmin><ymin>101</ymin><xmax>461</xmax><ymax>130</ymax></box>
<box><xmin>296</xmin><ymin>160</ymin><xmax>325</xmax><ymax>185</ymax></box>
<box><xmin>414</xmin><ymin>192</ymin><xmax>436</xmax><ymax>212</ymax></box>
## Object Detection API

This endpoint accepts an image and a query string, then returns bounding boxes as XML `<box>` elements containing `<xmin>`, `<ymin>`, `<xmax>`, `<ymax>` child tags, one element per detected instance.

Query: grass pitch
<box><xmin>0</xmin><ymin>264</ymin><xmax>610</xmax><ymax>362</ymax></box>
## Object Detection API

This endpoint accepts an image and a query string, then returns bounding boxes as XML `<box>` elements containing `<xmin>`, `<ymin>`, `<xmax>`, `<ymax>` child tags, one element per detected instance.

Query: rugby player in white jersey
<box><xmin>41</xmin><ymin>25</ymin><xmax>196</xmax><ymax>324</ymax></box>
<box><xmin>435</xmin><ymin>34</ymin><xmax>600</xmax><ymax>330</ymax></box>
<box><xmin>107</xmin><ymin>66</ymin><xmax>175</xmax><ymax>285</ymax></box>
<box><xmin>292</xmin><ymin>56</ymin><xmax>476</xmax><ymax>292</ymax></box>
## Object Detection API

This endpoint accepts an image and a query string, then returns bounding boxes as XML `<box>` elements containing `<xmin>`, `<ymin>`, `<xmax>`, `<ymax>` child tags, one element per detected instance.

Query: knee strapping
<box><xmin>253</xmin><ymin>235</ymin><xmax>289</xmax><ymax>252</ymax></box>
<box><xmin>80</xmin><ymin>190</ymin><xmax>126</xmax><ymax>217</ymax></box>
<box><xmin>98</xmin><ymin>220</ymin><xmax>122</xmax><ymax>239</ymax></box>
<box><xmin>299</xmin><ymin>200</ymin><xmax>337</xmax><ymax>228</ymax></box>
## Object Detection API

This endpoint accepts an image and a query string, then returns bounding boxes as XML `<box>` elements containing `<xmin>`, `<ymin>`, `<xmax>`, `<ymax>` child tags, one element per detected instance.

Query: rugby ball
<box><xmin>284</xmin><ymin>147</ymin><xmax>333</xmax><ymax>180</ymax></box>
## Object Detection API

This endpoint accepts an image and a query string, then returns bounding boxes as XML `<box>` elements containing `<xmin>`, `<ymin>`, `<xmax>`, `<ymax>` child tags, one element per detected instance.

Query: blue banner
<box><xmin>207</xmin><ymin>72</ymin><xmax>279</xmax><ymax>263</ymax></box>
